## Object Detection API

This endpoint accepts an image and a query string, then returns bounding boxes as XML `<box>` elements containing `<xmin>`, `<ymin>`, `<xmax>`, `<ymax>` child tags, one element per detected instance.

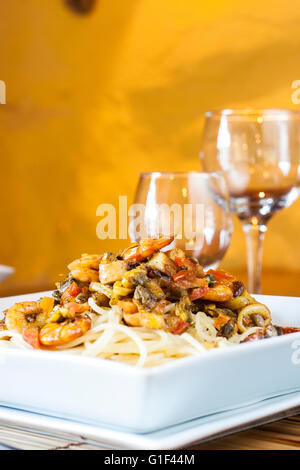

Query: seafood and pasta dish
<box><xmin>0</xmin><ymin>236</ymin><xmax>299</xmax><ymax>367</ymax></box>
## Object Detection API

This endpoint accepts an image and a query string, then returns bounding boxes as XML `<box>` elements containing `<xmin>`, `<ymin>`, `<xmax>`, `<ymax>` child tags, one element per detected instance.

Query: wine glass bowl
<box><xmin>130</xmin><ymin>172</ymin><xmax>233</xmax><ymax>270</ymax></box>
<box><xmin>201</xmin><ymin>108</ymin><xmax>300</xmax><ymax>293</ymax></box>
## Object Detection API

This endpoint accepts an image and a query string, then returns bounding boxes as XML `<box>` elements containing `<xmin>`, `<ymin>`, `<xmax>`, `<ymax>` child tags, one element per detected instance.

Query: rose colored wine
<box><xmin>229</xmin><ymin>186</ymin><xmax>299</xmax><ymax>222</ymax></box>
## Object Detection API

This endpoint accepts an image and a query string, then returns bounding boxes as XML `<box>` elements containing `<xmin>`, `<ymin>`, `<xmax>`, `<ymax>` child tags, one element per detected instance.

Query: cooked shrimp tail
<box><xmin>121</xmin><ymin>235</ymin><xmax>174</xmax><ymax>262</ymax></box>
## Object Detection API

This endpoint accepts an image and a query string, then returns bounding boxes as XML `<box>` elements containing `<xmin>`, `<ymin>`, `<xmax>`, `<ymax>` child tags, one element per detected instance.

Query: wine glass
<box><xmin>130</xmin><ymin>172</ymin><xmax>233</xmax><ymax>270</ymax></box>
<box><xmin>200</xmin><ymin>109</ymin><xmax>300</xmax><ymax>293</ymax></box>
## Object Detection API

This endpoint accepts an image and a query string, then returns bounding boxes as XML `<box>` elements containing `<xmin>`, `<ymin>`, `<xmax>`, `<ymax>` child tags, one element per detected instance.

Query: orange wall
<box><xmin>0</xmin><ymin>0</ymin><xmax>300</xmax><ymax>294</ymax></box>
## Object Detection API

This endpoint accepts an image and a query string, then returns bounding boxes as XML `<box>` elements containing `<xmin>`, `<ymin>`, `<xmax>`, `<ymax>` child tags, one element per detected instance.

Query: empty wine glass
<box><xmin>130</xmin><ymin>172</ymin><xmax>233</xmax><ymax>270</ymax></box>
<box><xmin>201</xmin><ymin>109</ymin><xmax>300</xmax><ymax>293</ymax></box>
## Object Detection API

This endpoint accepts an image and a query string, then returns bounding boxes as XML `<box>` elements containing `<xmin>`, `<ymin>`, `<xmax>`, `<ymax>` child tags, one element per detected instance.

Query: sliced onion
<box><xmin>88</xmin><ymin>297</ymin><xmax>110</xmax><ymax>316</ymax></box>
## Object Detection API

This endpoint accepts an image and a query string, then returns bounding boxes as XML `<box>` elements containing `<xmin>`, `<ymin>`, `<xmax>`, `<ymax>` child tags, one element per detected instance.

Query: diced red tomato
<box><xmin>22</xmin><ymin>328</ymin><xmax>40</xmax><ymax>349</ymax></box>
<box><xmin>67</xmin><ymin>282</ymin><xmax>80</xmax><ymax>297</ymax></box>
<box><xmin>61</xmin><ymin>282</ymin><xmax>80</xmax><ymax>304</ymax></box>
<box><xmin>189</xmin><ymin>285</ymin><xmax>210</xmax><ymax>301</ymax></box>
<box><xmin>173</xmin><ymin>269</ymin><xmax>191</xmax><ymax>282</ymax></box>
<box><xmin>277</xmin><ymin>326</ymin><xmax>300</xmax><ymax>335</ymax></box>
<box><xmin>170</xmin><ymin>319</ymin><xmax>190</xmax><ymax>335</ymax></box>
<box><xmin>174</xmin><ymin>257</ymin><xmax>195</xmax><ymax>270</ymax></box>
<box><xmin>207</xmin><ymin>269</ymin><xmax>235</xmax><ymax>282</ymax></box>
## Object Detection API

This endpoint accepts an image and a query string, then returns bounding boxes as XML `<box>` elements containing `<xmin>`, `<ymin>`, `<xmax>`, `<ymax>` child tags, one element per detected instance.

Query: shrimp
<box><xmin>40</xmin><ymin>316</ymin><xmax>91</xmax><ymax>347</ymax></box>
<box><xmin>276</xmin><ymin>326</ymin><xmax>300</xmax><ymax>335</ymax></box>
<box><xmin>121</xmin><ymin>236</ymin><xmax>174</xmax><ymax>262</ymax></box>
<box><xmin>5</xmin><ymin>301</ymin><xmax>49</xmax><ymax>334</ymax></box>
<box><xmin>123</xmin><ymin>312</ymin><xmax>166</xmax><ymax>330</ymax></box>
<box><xmin>190</xmin><ymin>284</ymin><xmax>233</xmax><ymax>302</ymax></box>
<box><xmin>68</xmin><ymin>253</ymin><xmax>102</xmax><ymax>283</ymax></box>
<box><xmin>201</xmin><ymin>284</ymin><xmax>233</xmax><ymax>302</ymax></box>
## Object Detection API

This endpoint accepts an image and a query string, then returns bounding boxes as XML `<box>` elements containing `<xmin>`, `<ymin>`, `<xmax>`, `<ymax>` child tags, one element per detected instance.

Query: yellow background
<box><xmin>0</xmin><ymin>0</ymin><xmax>300</xmax><ymax>295</ymax></box>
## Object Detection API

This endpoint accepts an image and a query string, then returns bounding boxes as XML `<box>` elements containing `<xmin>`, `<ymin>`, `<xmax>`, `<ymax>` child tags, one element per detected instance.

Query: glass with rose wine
<box><xmin>201</xmin><ymin>109</ymin><xmax>300</xmax><ymax>293</ymax></box>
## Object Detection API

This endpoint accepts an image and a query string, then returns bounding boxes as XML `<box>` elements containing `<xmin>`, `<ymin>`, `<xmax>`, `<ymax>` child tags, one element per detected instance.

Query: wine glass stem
<box><xmin>242</xmin><ymin>221</ymin><xmax>267</xmax><ymax>294</ymax></box>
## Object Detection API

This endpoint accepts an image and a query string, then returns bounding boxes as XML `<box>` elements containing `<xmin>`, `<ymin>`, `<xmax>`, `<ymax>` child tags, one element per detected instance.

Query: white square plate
<box><xmin>0</xmin><ymin>391</ymin><xmax>299</xmax><ymax>449</ymax></box>
<box><xmin>0</xmin><ymin>293</ymin><xmax>299</xmax><ymax>433</ymax></box>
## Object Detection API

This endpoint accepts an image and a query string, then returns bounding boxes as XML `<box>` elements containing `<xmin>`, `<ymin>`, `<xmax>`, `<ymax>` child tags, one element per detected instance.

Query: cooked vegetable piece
<box><xmin>99</xmin><ymin>260</ymin><xmax>129</xmax><ymax>285</ymax></box>
<box><xmin>222</xmin><ymin>290</ymin><xmax>254</xmax><ymax>310</ymax></box>
<box><xmin>214</xmin><ymin>313</ymin><xmax>232</xmax><ymax>331</ymax></box>
<box><xmin>122</xmin><ymin>266</ymin><xmax>148</xmax><ymax>287</ymax></box>
<box><xmin>61</xmin><ymin>282</ymin><xmax>80</xmax><ymax>304</ymax></box>
<box><xmin>147</xmin><ymin>279</ymin><xmax>165</xmax><ymax>300</ymax></box>
<box><xmin>112</xmin><ymin>281</ymin><xmax>134</xmax><ymax>297</ymax></box>
<box><xmin>92</xmin><ymin>292</ymin><xmax>110</xmax><ymax>307</ymax></box>
<box><xmin>134</xmin><ymin>285</ymin><xmax>158</xmax><ymax>311</ymax></box>
<box><xmin>175</xmin><ymin>296</ymin><xmax>192</xmax><ymax>322</ymax></box>
<box><xmin>89</xmin><ymin>282</ymin><xmax>113</xmax><ymax>298</ymax></box>
<box><xmin>152</xmin><ymin>299</ymin><xmax>171</xmax><ymax>315</ymax></box>
<box><xmin>147</xmin><ymin>252</ymin><xmax>177</xmax><ymax>276</ymax></box>
<box><xmin>232</xmin><ymin>280</ymin><xmax>245</xmax><ymax>297</ymax></box>
<box><xmin>217</xmin><ymin>319</ymin><xmax>237</xmax><ymax>339</ymax></box>
<box><xmin>76</xmin><ymin>292</ymin><xmax>89</xmax><ymax>303</ymax></box>
<box><xmin>167</xmin><ymin>315</ymin><xmax>190</xmax><ymax>335</ymax></box>
<box><xmin>40</xmin><ymin>297</ymin><xmax>55</xmax><ymax>314</ymax></box>
<box><xmin>173</xmin><ymin>270</ymin><xmax>190</xmax><ymax>282</ymax></box>
<box><xmin>167</xmin><ymin>248</ymin><xmax>186</xmax><ymax>262</ymax></box>
<box><xmin>203</xmin><ymin>274</ymin><xmax>217</xmax><ymax>287</ymax></box>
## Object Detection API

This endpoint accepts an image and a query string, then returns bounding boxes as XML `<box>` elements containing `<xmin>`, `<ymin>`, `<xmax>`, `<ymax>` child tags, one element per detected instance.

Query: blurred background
<box><xmin>0</xmin><ymin>0</ymin><xmax>300</xmax><ymax>296</ymax></box>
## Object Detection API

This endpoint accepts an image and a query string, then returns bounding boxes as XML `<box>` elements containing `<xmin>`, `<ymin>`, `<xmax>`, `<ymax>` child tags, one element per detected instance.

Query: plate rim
<box><xmin>0</xmin><ymin>390</ymin><xmax>299</xmax><ymax>449</ymax></box>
